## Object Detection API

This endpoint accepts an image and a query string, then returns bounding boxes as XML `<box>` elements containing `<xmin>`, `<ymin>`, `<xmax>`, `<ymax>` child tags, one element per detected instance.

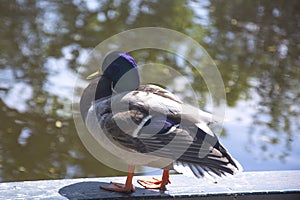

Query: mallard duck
<box><xmin>80</xmin><ymin>52</ymin><xmax>242</xmax><ymax>193</ymax></box>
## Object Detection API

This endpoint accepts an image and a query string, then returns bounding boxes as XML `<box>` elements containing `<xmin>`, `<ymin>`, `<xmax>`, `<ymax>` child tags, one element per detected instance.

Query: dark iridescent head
<box><xmin>93</xmin><ymin>52</ymin><xmax>140</xmax><ymax>98</ymax></box>
<box><xmin>102</xmin><ymin>52</ymin><xmax>138</xmax><ymax>83</ymax></box>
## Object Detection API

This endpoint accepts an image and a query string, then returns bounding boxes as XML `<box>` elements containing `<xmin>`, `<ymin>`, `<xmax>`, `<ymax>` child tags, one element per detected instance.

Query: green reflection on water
<box><xmin>0</xmin><ymin>0</ymin><xmax>299</xmax><ymax>182</ymax></box>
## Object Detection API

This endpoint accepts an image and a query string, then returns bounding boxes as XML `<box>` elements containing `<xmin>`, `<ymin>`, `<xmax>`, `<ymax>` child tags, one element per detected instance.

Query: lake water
<box><xmin>0</xmin><ymin>0</ymin><xmax>299</xmax><ymax>182</ymax></box>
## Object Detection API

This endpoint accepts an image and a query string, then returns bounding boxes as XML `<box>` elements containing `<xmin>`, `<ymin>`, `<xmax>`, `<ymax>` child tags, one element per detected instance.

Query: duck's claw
<box><xmin>100</xmin><ymin>182</ymin><xmax>135</xmax><ymax>193</ymax></box>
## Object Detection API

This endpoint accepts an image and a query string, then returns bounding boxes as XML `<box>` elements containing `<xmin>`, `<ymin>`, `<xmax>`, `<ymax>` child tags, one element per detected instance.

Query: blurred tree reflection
<box><xmin>0</xmin><ymin>0</ymin><xmax>299</xmax><ymax>182</ymax></box>
<box><xmin>0</xmin><ymin>0</ymin><xmax>203</xmax><ymax>182</ymax></box>
<box><xmin>204</xmin><ymin>0</ymin><xmax>300</xmax><ymax>159</ymax></box>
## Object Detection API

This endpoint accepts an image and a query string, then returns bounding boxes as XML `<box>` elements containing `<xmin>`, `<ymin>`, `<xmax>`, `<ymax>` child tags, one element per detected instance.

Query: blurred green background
<box><xmin>0</xmin><ymin>0</ymin><xmax>299</xmax><ymax>182</ymax></box>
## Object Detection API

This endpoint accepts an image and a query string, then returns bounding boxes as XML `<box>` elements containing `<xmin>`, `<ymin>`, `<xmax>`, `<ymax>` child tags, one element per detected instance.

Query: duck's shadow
<box><xmin>58</xmin><ymin>181</ymin><xmax>169</xmax><ymax>200</ymax></box>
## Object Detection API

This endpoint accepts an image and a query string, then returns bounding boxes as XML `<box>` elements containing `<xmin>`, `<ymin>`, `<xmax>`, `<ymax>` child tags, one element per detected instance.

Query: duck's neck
<box><xmin>95</xmin><ymin>76</ymin><xmax>113</xmax><ymax>100</ymax></box>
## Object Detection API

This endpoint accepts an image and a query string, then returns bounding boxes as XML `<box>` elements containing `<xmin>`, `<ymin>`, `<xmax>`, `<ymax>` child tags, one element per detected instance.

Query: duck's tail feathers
<box><xmin>174</xmin><ymin>143</ymin><xmax>243</xmax><ymax>179</ymax></box>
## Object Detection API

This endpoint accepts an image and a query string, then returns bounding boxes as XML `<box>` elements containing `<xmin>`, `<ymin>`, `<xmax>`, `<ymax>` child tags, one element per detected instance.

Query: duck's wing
<box><xmin>99</xmin><ymin>84</ymin><xmax>242</xmax><ymax>177</ymax></box>
<box><xmin>136</xmin><ymin>117</ymin><xmax>242</xmax><ymax>178</ymax></box>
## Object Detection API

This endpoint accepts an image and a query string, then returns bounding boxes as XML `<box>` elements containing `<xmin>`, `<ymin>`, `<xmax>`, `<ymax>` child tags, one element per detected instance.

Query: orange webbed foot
<box><xmin>100</xmin><ymin>165</ymin><xmax>135</xmax><ymax>193</ymax></box>
<box><xmin>100</xmin><ymin>182</ymin><xmax>135</xmax><ymax>193</ymax></box>
<box><xmin>137</xmin><ymin>178</ymin><xmax>170</xmax><ymax>190</ymax></box>
<box><xmin>137</xmin><ymin>170</ymin><xmax>170</xmax><ymax>190</ymax></box>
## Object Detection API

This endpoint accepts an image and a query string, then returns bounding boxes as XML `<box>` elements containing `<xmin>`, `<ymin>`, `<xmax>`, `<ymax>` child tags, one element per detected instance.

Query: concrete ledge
<box><xmin>0</xmin><ymin>170</ymin><xmax>299</xmax><ymax>199</ymax></box>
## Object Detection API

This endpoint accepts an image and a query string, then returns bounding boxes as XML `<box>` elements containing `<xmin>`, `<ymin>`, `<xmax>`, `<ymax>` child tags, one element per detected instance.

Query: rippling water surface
<box><xmin>0</xmin><ymin>0</ymin><xmax>299</xmax><ymax>182</ymax></box>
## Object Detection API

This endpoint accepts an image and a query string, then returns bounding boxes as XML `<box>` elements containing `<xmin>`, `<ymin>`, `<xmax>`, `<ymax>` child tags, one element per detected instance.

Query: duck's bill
<box><xmin>86</xmin><ymin>70</ymin><xmax>101</xmax><ymax>80</ymax></box>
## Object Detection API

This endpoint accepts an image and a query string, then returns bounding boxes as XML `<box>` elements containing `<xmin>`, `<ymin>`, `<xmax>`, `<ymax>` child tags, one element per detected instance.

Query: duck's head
<box><xmin>87</xmin><ymin>52</ymin><xmax>140</xmax><ymax>100</ymax></box>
